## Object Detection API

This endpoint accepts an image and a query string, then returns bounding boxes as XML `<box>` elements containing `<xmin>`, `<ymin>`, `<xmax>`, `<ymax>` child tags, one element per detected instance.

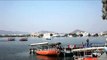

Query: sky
<box><xmin>0</xmin><ymin>0</ymin><xmax>107</xmax><ymax>33</ymax></box>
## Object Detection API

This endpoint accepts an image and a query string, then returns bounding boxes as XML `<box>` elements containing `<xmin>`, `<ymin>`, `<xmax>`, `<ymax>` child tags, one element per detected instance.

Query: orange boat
<box><xmin>36</xmin><ymin>49</ymin><xmax>60</xmax><ymax>56</ymax></box>
<box><xmin>30</xmin><ymin>42</ymin><xmax>60</xmax><ymax>56</ymax></box>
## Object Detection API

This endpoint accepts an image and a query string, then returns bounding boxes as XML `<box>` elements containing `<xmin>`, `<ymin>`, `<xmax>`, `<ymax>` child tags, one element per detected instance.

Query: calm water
<box><xmin>0</xmin><ymin>37</ymin><xmax>107</xmax><ymax>60</ymax></box>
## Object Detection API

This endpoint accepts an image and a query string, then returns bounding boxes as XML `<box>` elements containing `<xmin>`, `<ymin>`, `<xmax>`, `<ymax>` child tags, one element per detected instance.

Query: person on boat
<box><xmin>68</xmin><ymin>44</ymin><xmax>71</xmax><ymax>48</ymax></box>
<box><xmin>73</xmin><ymin>44</ymin><xmax>76</xmax><ymax>49</ymax></box>
<box><xmin>81</xmin><ymin>42</ymin><xmax>84</xmax><ymax>48</ymax></box>
<box><xmin>67</xmin><ymin>44</ymin><xmax>72</xmax><ymax>50</ymax></box>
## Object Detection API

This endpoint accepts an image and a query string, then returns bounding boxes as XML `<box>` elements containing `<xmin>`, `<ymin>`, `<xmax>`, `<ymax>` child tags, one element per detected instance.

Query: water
<box><xmin>0</xmin><ymin>37</ymin><xmax>107</xmax><ymax>60</ymax></box>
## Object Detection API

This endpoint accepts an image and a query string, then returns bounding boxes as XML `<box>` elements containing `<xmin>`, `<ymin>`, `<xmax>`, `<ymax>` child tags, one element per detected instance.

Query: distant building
<box><xmin>76</xmin><ymin>32</ymin><xmax>89</xmax><ymax>37</ymax></box>
<box><xmin>31</xmin><ymin>32</ymin><xmax>40</xmax><ymax>37</ymax></box>
<box><xmin>43</xmin><ymin>33</ymin><xmax>52</xmax><ymax>38</ymax></box>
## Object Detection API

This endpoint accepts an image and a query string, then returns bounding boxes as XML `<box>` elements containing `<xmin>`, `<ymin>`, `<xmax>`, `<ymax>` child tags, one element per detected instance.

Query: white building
<box><xmin>43</xmin><ymin>33</ymin><xmax>52</xmax><ymax>39</ymax></box>
<box><xmin>31</xmin><ymin>32</ymin><xmax>40</xmax><ymax>37</ymax></box>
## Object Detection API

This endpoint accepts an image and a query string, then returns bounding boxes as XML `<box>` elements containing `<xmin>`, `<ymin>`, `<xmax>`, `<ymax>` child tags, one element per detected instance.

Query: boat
<box><xmin>63</xmin><ymin>48</ymin><xmax>74</xmax><ymax>57</ymax></box>
<box><xmin>59</xmin><ymin>45</ymin><xmax>74</xmax><ymax>57</ymax></box>
<box><xmin>20</xmin><ymin>37</ymin><xmax>28</xmax><ymax>41</ymax></box>
<box><xmin>46</xmin><ymin>38</ymin><xmax>51</xmax><ymax>40</ymax></box>
<box><xmin>8</xmin><ymin>37</ymin><xmax>15</xmax><ymax>41</ymax></box>
<box><xmin>30</xmin><ymin>42</ymin><xmax>60</xmax><ymax>56</ymax></box>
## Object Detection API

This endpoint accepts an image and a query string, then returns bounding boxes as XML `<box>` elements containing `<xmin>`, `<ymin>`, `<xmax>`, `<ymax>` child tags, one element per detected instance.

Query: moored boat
<box><xmin>30</xmin><ymin>42</ymin><xmax>60</xmax><ymax>56</ymax></box>
<box><xmin>59</xmin><ymin>46</ymin><xmax>74</xmax><ymax>57</ymax></box>
<box><xmin>63</xmin><ymin>48</ymin><xmax>74</xmax><ymax>57</ymax></box>
<box><xmin>20</xmin><ymin>38</ymin><xmax>28</xmax><ymax>41</ymax></box>
<box><xmin>46</xmin><ymin>38</ymin><xmax>51</xmax><ymax>40</ymax></box>
<box><xmin>8</xmin><ymin>37</ymin><xmax>15</xmax><ymax>41</ymax></box>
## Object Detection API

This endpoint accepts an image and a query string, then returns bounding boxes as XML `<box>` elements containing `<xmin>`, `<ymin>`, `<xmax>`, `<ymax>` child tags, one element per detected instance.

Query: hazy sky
<box><xmin>0</xmin><ymin>0</ymin><xmax>107</xmax><ymax>33</ymax></box>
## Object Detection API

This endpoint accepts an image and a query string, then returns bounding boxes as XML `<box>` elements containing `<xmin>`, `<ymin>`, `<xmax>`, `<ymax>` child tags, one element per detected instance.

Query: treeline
<box><xmin>0</xmin><ymin>34</ymin><xmax>30</xmax><ymax>37</ymax></box>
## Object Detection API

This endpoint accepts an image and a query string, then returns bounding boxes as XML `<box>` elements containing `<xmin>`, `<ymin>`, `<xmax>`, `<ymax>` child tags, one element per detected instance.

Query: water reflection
<box><xmin>36</xmin><ymin>55</ymin><xmax>74</xmax><ymax>60</ymax></box>
<box><xmin>36</xmin><ymin>55</ymin><xmax>58</xmax><ymax>60</ymax></box>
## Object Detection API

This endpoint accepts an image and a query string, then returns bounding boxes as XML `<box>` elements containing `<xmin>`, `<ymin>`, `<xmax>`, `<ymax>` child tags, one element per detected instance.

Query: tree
<box><xmin>50</xmin><ymin>33</ymin><xmax>53</xmax><ymax>36</ymax></box>
<box><xmin>88</xmin><ymin>33</ymin><xmax>91</xmax><ymax>37</ymax></box>
<box><xmin>71</xmin><ymin>33</ymin><xmax>78</xmax><ymax>37</ymax></box>
<box><xmin>79</xmin><ymin>34</ymin><xmax>83</xmax><ymax>37</ymax></box>
<box><xmin>102</xmin><ymin>0</ymin><xmax>107</xmax><ymax>20</ymax></box>
<box><xmin>38</xmin><ymin>34</ymin><xmax>43</xmax><ymax>38</ymax></box>
<box><xmin>93</xmin><ymin>33</ymin><xmax>99</xmax><ymax>37</ymax></box>
<box><xmin>64</xmin><ymin>34</ymin><xmax>68</xmax><ymax>37</ymax></box>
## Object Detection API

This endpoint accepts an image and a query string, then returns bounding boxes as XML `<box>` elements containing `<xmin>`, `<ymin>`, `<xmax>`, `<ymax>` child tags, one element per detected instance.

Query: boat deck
<box><xmin>98</xmin><ymin>53</ymin><xmax>107</xmax><ymax>60</ymax></box>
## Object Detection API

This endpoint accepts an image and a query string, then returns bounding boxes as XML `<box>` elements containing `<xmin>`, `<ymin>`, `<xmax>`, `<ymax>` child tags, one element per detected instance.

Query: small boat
<box><xmin>59</xmin><ymin>47</ymin><xmax>74</xmax><ymax>57</ymax></box>
<box><xmin>46</xmin><ymin>38</ymin><xmax>51</xmax><ymax>40</ymax></box>
<box><xmin>20</xmin><ymin>38</ymin><xmax>28</xmax><ymax>41</ymax></box>
<box><xmin>30</xmin><ymin>42</ymin><xmax>60</xmax><ymax>56</ymax></box>
<box><xmin>63</xmin><ymin>48</ymin><xmax>74</xmax><ymax>57</ymax></box>
<box><xmin>8</xmin><ymin>37</ymin><xmax>15</xmax><ymax>41</ymax></box>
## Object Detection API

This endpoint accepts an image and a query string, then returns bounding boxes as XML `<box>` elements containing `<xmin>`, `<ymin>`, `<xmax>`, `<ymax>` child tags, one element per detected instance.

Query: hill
<box><xmin>71</xmin><ymin>29</ymin><xmax>85</xmax><ymax>33</ymax></box>
<box><xmin>0</xmin><ymin>30</ymin><xmax>28</xmax><ymax>34</ymax></box>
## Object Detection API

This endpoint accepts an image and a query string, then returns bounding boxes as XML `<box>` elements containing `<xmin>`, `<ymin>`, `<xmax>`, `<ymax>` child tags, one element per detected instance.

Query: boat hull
<box><xmin>8</xmin><ymin>38</ymin><xmax>15</xmax><ymax>41</ymax></box>
<box><xmin>20</xmin><ymin>38</ymin><xmax>28</xmax><ymax>41</ymax></box>
<box><xmin>36</xmin><ymin>49</ymin><xmax>59</xmax><ymax>56</ymax></box>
